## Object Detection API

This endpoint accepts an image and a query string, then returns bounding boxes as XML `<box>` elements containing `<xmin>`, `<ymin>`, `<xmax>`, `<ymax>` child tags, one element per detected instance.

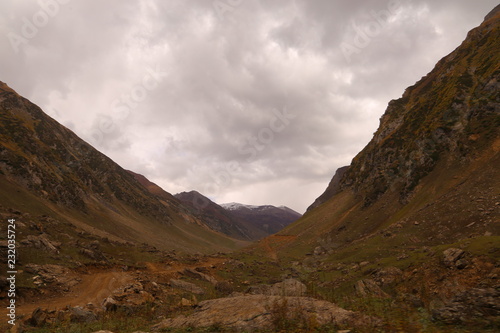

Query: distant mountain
<box><xmin>175</xmin><ymin>191</ymin><xmax>267</xmax><ymax>241</ymax></box>
<box><xmin>0</xmin><ymin>81</ymin><xmax>241</xmax><ymax>253</ymax></box>
<box><xmin>221</xmin><ymin>202</ymin><xmax>301</xmax><ymax>235</ymax></box>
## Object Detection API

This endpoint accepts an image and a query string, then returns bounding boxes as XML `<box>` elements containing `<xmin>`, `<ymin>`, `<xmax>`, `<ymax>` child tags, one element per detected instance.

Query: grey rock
<box><xmin>246</xmin><ymin>279</ymin><xmax>307</xmax><ymax>297</ymax></box>
<box><xmin>432</xmin><ymin>288</ymin><xmax>500</xmax><ymax>325</ymax></box>
<box><xmin>182</xmin><ymin>268</ymin><xmax>218</xmax><ymax>285</ymax></box>
<box><xmin>28</xmin><ymin>308</ymin><xmax>47</xmax><ymax>327</ymax></box>
<box><xmin>442</xmin><ymin>248</ymin><xmax>465</xmax><ymax>268</ymax></box>
<box><xmin>152</xmin><ymin>295</ymin><xmax>378</xmax><ymax>331</ymax></box>
<box><xmin>70</xmin><ymin>306</ymin><xmax>98</xmax><ymax>323</ymax></box>
<box><xmin>355</xmin><ymin>279</ymin><xmax>390</xmax><ymax>298</ymax></box>
<box><xmin>169</xmin><ymin>279</ymin><xmax>205</xmax><ymax>295</ymax></box>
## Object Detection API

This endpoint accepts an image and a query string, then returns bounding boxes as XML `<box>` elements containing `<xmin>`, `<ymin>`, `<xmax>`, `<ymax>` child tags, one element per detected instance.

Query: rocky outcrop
<box><xmin>442</xmin><ymin>248</ymin><xmax>467</xmax><ymax>269</ymax></box>
<box><xmin>432</xmin><ymin>288</ymin><xmax>500</xmax><ymax>325</ymax></box>
<box><xmin>152</xmin><ymin>295</ymin><xmax>378</xmax><ymax>331</ymax></box>
<box><xmin>336</xmin><ymin>10</ymin><xmax>500</xmax><ymax>205</ymax></box>
<box><xmin>21</xmin><ymin>234</ymin><xmax>60</xmax><ymax>253</ymax></box>
<box><xmin>24</xmin><ymin>264</ymin><xmax>80</xmax><ymax>290</ymax></box>
<box><xmin>308</xmin><ymin>166</ymin><xmax>350</xmax><ymax>212</ymax></box>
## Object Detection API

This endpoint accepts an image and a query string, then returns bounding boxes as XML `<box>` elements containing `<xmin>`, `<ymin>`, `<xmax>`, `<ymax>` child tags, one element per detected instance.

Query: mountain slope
<box><xmin>0</xmin><ymin>82</ymin><xmax>242</xmax><ymax>253</ymax></box>
<box><xmin>246</xmin><ymin>9</ymin><xmax>499</xmax><ymax>328</ymax></box>
<box><xmin>270</xmin><ymin>4</ymin><xmax>499</xmax><ymax>258</ymax></box>
<box><xmin>174</xmin><ymin>191</ymin><xmax>268</xmax><ymax>240</ymax></box>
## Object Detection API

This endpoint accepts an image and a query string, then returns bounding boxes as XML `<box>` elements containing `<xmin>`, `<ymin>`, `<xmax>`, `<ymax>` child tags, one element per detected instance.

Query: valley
<box><xmin>0</xmin><ymin>4</ymin><xmax>499</xmax><ymax>333</ymax></box>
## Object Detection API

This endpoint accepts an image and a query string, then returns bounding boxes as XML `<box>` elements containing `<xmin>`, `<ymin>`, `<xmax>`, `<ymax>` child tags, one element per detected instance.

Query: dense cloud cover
<box><xmin>1</xmin><ymin>0</ymin><xmax>496</xmax><ymax>212</ymax></box>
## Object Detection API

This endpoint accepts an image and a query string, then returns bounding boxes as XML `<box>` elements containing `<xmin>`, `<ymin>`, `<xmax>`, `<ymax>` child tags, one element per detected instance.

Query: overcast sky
<box><xmin>0</xmin><ymin>0</ymin><xmax>497</xmax><ymax>213</ymax></box>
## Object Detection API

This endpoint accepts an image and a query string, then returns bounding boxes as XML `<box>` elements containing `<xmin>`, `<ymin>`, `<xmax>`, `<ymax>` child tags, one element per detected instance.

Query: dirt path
<box><xmin>19</xmin><ymin>270</ymin><xmax>134</xmax><ymax>316</ymax></box>
<box><xmin>17</xmin><ymin>257</ymin><xmax>227</xmax><ymax>316</ymax></box>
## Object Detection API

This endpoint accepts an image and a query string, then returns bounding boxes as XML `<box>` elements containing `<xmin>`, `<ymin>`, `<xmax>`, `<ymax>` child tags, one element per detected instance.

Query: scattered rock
<box><xmin>313</xmin><ymin>246</ymin><xmax>326</xmax><ymax>256</ymax></box>
<box><xmin>180</xmin><ymin>298</ymin><xmax>194</xmax><ymax>307</ymax></box>
<box><xmin>215</xmin><ymin>281</ymin><xmax>234</xmax><ymax>294</ymax></box>
<box><xmin>271</xmin><ymin>279</ymin><xmax>307</xmax><ymax>296</ymax></box>
<box><xmin>246</xmin><ymin>279</ymin><xmax>307</xmax><ymax>297</ymax></box>
<box><xmin>152</xmin><ymin>295</ymin><xmax>377</xmax><ymax>331</ymax></box>
<box><xmin>169</xmin><ymin>279</ymin><xmax>205</xmax><ymax>295</ymax></box>
<box><xmin>21</xmin><ymin>234</ymin><xmax>60</xmax><ymax>253</ymax></box>
<box><xmin>70</xmin><ymin>306</ymin><xmax>98</xmax><ymax>323</ymax></box>
<box><xmin>28</xmin><ymin>308</ymin><xmax>48</xmax><ymax>327</ymax></box>
<box><xmin>442</xmin><ymin>248</ymin><xmax>465</xmax><ymax>268</ymax></box>
<box><xmin>355</xmin><ymin>279</ymin><xmax>390</xmax><ymax>298</ymax></box>
<box><xmin>102</xmin><ymin>297</ymin><xmax>118</xmax><ymax>312</ymax></box>
<box><xmin>372</xmin><ymin>267</ymin><xmax>403</xmax><ymax>286</ymax></box>
<box><xmin>182</xmin><ymin>268</ymin><xmax>218</xmax><ymax>285</ymax></box>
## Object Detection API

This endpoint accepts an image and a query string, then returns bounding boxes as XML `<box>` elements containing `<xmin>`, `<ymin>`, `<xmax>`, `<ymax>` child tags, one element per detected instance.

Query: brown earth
<box><xmin>16</xmin><ymin>257</ymin><xmax>227</xmax><ymax>317</ymax></box>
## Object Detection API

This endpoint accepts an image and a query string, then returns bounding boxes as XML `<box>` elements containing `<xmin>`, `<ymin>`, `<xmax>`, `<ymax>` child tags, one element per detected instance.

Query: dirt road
<box><xmin>17</xmin><ymin>257</ymin><xmax>227</xmax><ymax>316</ymax></box>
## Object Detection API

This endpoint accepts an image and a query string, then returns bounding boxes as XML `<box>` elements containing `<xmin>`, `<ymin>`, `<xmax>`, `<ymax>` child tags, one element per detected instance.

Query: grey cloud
<box><xmin>1</xmin><ymin>0</ymin><xmax>498</xmax><ymax>212</ymax></box>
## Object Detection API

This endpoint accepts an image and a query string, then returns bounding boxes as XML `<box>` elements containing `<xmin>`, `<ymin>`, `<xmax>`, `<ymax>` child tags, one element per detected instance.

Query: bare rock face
<box><xmin>152</xmin><ymin>295</ymin><xmax>377</xmax><ymax>331</ymax></box>
<box><xmin>432</xmin><ymin>288</ymin><xmax>500</xmax><ymax>325</ymax></box>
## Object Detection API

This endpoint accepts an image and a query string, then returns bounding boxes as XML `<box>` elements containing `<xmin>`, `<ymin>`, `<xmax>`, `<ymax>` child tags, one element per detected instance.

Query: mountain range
<box><xmin>174</xmin><ymin>191</ymin><xmax>301</xmax><ymax>240</ymax></box>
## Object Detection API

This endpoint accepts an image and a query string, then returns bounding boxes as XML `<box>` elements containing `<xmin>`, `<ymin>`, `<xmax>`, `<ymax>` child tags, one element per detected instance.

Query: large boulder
<box><xmin>152</xmin><ymin>295</ymin><xmax>377</xmax><ymax>331</ymax></box>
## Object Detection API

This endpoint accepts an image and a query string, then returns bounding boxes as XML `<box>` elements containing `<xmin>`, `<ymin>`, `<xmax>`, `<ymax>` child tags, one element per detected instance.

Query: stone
<box><xmin>246</xmin><ymin>279</ymin><xmax>307</xmax><ymax>297</ymax></box>
<box><xmin>169</xmin><ymin>279</ymin><xmax>206</xmax><ymax>295</ymax></box>
<box><xmin>215</xmin><ymin>281</ymin><xmax>234</xmax><ymax>294</ymax></box>
<box><xmin>372</xmin><ymin>266</ymin><xmax>403</xmax><ymax>286</ymax></box>
<box><xmin>442</xmin><ymin>248</ymin><xmax>465</xmax><ymax>268</ymax></box>
<box><xmin>29</xmin><ymin>308</ymin><xmax>47</xmax><ymax>327</ymax></box>
<box><xmin>180</xmin><ymin>298</ymin><xmax>193</xmax><ymax>307</ymax></box>
<box><xmin>152</xmin><ymin>295</ymin><xmax>377</xmax><ymax>331</ymax></box>
<box><xmin>270</xmin><ymin>279</ymin><xmax>307</xmax><ymax>296</ymax></box>
<box><xmin>355</xmin><ymin>279</ymin><xmax>390</xmax><ymax>298</ymax></box>
<box><xmin>70</xmin><ymin>306</ymin><xmax>98</xmax><ymax>323</ymax></box>
<box><xmin>313</xmin><ymin>246</ymin><xmax>326</xmax><ymax>256</ymax></box>
<box><xmin>102</xmin><ymin>297</ymin><xmax>118</xmax><ymax>312</ymax></box>
<box><xmin>182</xmin><ymin>268</ymin><xmax>218</xmax><ymax>285</ymax></box>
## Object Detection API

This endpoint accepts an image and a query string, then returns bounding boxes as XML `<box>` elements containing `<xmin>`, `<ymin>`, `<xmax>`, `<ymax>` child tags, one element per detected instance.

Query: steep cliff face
<box><xmin>307</xmin><ymin>166</ymin><xmax>349</xmax><ymax>212</ymax></box>
<box><xmin>0</xmin><ymin>82</ymin><xmax>241</xmax><ymax>252</ymax></box>
<box><xmin>257</xmin><ymin>5</ymin><xmax>499</xmax><ymax>293</ymax></box>
<box><xmin>340</xmin><ymin>12</ymin><xmax>499</xmax><ymax>205</ymax></box>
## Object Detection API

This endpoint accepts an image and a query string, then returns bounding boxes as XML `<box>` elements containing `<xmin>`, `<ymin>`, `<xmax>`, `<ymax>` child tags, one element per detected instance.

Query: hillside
<box><xmin>245</xmin><ymin>7</ymin><xmax>500</xmax><ymax>330</ymax></box>
<box><xmin>0</xmin><ymin>81</ymin><xmax>243</xmax><ymax>254</ymax></box>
